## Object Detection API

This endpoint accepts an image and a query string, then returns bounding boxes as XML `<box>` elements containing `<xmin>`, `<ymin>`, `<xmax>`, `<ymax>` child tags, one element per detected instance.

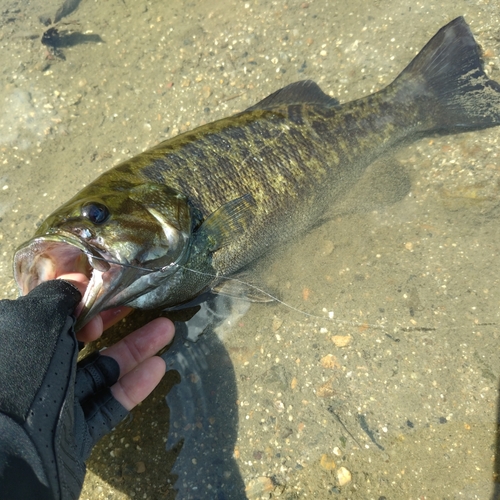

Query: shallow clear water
<box><xmin>1</xmin><ymin>0</ymin><xmax>500</xmax><ymax>498</ymax></box>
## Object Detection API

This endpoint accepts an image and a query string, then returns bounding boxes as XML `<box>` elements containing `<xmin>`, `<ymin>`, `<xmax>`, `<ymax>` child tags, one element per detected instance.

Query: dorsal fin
<box><xmin>245</xmin><ymin>80</ymin><xmax>339</xmax><ymax>111</ymax></box>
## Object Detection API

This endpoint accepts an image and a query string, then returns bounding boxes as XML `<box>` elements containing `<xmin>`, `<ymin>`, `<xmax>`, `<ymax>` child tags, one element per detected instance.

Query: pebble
<box><xmin>245</xmin><ymin>476</ymin><xmax>275</xmax><ymax>498</ymax></box>
<box><xmin>272</xmin><ymin>316</ymin><xmax>283</xmax><ymax>331</ymax></box>
<box><xmin>331</xmin><ymin>335</ymin><xmax>352</xmax><ymax>347</ymax></box>
<box><xmin>320</xmin><ymin>453</ymin><xmax>336</xmax><ymax>470</ymax></box>
<box><xmin>320</xmin><ymin>354</ymin><xmax>340</xmax><ymax>369</ymax></box>
<box><xmin>316</xmin><ymin>377</ymin><xmax>335</xmax><ymax>398</ymax></box>
<box><xmin>135</xmin><ymin>461</ymin><xmax>146</xmax><ymax>473</ymax></box>
<box><xmin>201</xmin><ymin>85</ymin><xmax>212</xmax><ymax>99</ymax></box>
<box><xmin>320</xmin><ymin>239</ymin><xmax>335</xmax><ymax>256</ymax></box>
<box><xmin>337</xmin><ymin>466</ymin><xmax>352</xmax><ymax>486</ymax></box>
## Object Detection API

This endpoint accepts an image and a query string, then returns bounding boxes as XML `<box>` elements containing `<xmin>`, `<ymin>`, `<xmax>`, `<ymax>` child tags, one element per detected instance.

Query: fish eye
<box><xmin>81</xmin><ymin>203</ymin><xmax>110</xmax><ymax>224</ymax></box>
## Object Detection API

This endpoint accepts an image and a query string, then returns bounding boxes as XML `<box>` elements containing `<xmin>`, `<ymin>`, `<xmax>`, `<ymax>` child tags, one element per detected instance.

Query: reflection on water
<box><xmin>1</xmin><ymin>0</ymin><xmax>500</xmax><ymax>498</ymax></box>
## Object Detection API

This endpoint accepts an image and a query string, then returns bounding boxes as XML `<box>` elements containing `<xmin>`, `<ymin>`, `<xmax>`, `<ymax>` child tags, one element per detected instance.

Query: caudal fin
<box><xmin>392</xmin><ymin>17</ymin><xmax>500</xmax><ymax>133</ymax></box>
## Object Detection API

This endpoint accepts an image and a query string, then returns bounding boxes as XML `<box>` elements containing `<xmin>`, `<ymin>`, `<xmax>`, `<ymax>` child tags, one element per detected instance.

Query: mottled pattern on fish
<box><xmin>72</xmin><ymin>83</ymin><xmax>423</xmax><ymax>277</ymax></box>
<box><xmin>15</xmin><ymin>17</ymin><xmax>500</xmax><ymax>321</ymax></box>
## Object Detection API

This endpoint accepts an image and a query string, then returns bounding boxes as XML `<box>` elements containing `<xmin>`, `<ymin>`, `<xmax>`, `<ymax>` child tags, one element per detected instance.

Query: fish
<box><xmin>13</xmin><ymin>17</ymin><xmax>500</xmax><ymax>328</ymax></box>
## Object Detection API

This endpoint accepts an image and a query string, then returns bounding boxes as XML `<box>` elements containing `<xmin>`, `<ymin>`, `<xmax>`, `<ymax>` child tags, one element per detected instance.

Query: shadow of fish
<box><xmin>13</xmin><ymin>17</ymin><xmax>500</xmax><ymax>328</ymax></box>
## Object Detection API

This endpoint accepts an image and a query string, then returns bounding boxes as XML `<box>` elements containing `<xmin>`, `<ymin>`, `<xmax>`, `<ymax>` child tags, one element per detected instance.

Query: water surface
<box><xmin>0</xmin><ymin>0</ymin><xmax>499</xmax><ymax>498</ymax></box>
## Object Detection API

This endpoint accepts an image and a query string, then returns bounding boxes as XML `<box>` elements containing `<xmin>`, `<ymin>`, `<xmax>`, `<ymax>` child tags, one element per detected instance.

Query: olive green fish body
<box><xmin>81</xmin><ymin>87</ymin><xmax>417</xmax><ymax>276</ymax></box>
<box><xmin>14</xmin><ymin>17</ymin><xmax>500</xmax><ymax>325</ymax></box>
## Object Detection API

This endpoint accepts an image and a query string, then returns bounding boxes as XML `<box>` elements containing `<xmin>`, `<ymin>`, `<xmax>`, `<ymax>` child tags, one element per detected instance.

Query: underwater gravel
<box><xmin>0</xmin><ymin>0</ymin><xmax>500</xmax><ymax>499</ymax></box>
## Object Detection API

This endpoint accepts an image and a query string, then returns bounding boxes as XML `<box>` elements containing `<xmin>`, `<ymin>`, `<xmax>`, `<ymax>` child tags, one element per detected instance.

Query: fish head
<box><xmin>14</xmin><ymin>183</ymin><xmax>194</xmax><ymax>328</ymax></box>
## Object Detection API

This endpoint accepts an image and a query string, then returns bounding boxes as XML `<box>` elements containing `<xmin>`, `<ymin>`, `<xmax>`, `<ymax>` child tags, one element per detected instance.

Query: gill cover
<box><xmin>127</xmin><ymin>183</ymin><xmax>194</xmax><ymax>269</ymax></box>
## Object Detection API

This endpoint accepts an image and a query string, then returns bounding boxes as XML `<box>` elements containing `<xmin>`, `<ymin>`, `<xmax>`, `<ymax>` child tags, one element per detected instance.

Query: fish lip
<box><xmin>14</xmin><ymin>230</ymin><xmax>118</xmax><ymax>329</ymax></box>
<box><xmin>15</xmin><ymin>230</ymin><xmax>103</xmax><ymax>258</ymax></box>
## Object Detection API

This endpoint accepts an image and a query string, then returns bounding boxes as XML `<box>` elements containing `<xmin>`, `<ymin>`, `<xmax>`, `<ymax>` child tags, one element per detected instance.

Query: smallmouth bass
<box><xmin>14</xmin><ymin>17</ymin><xmax>500</xmax><ymax>328</ymax></box>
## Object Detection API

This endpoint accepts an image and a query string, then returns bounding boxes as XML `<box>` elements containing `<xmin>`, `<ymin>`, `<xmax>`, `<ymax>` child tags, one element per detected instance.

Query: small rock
<box><xmin>274</xmin><ymin>400</ymin><xmax>285</xmax><ymax>412</ymax></box>
<box><xmin>272</xmin><ymin>316</ymin><xmax>283</xmax><ymax>331</ymax></box>
<box><xmin>320</xmin><ymin>354</ymin><xmax>340</xmax><ymax>369</ymax></box>
<box><xmin>316</xmin><ymin>378</ymin><xmax>335</xmax><ymax>398</ymax></box>
<box><xmin>245</xmin><ymin>476</ymin><xmax>275</xmax><ymax>498</ymax></box>
<box><xmin>331</xmin><ymin>335</ymin><xmax>352</xmax><ymax>347</ymax></box>
<box><xmin>320</xmin><ymin>240</ymin><xmax>335</xmax><ymax>256</ymax></box>
<box><xmin>136</xmin><ymin>461</ymin><xmax>146</xmax><ymax>473</ymax></box>
<box><xmin>202</xmin><ymin>85</ymin><xmax>212</xmax><ymax>99</ymax></box>
<box><xmin>337</xmin><ymin>466</ymin><xmax>352</xmax><ymax>486</ymax></box>
<box><xmin>320</xmin><ymin>453</ymin><xmax>336</xmax><ymax>470</ymax></box>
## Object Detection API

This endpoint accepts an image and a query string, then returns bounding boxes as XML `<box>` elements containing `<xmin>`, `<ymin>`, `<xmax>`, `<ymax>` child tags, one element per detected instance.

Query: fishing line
<box><xmin>87</xmin><ymin>252</ymin><xmax>386</xmax><ymax>329</ymax></box>
<box><xmin>86</xmin><ymin>253</ymin><xmax>496</xmax><ymax>333</ymax></box>
<box><xmin>174</xmin><ymin>264</ymin><xmax>386</xmax><ymax>329</ymax></box>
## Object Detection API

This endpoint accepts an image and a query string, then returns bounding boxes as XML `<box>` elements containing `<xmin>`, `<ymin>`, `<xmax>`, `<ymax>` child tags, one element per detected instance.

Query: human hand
<box><xmin>58</xmin><ymin>272</ymin><xmax>174</xmax><ymax>410</ymax></box>
<box><xmin>56</xmin><ymin>271</ymin><xmax>133</xmax><ymax>343</ymax></box>
<box><xmin>0</xmin><ymin>278</ymin><xmax>173</xmax><ymax>500</ymax></box>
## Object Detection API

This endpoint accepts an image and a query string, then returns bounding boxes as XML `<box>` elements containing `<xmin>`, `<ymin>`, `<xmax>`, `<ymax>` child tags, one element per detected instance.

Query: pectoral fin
<box><xmin>196</xmin><ymin>194</ymin><xmax>256</xmax><ymax>252</ymax></box>
<box><xmin>212</xmin><ymin>276</ymin><xmax>276</xmax><ymax>303</ymax></box>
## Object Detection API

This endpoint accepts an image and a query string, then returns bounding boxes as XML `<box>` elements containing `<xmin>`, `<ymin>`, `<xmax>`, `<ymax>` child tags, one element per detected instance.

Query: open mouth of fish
<box><xmin>14</xmin><ymin>231</ymin><xmax>121</xmax><ymax>329</ymax></box>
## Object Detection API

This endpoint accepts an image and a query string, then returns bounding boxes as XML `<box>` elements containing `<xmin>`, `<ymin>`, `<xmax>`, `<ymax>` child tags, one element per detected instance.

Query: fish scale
<box><xmin>13</xmin><ymin>17</ymin><xmax>500</xmax><ymax>328</ymax></box>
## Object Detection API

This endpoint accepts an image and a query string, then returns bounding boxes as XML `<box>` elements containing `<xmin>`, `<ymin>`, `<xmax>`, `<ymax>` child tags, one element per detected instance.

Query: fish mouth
<box><xmin>14</xmin><ymin>231</ymin><xmax>122</xmax><ymax>330</ymax></box>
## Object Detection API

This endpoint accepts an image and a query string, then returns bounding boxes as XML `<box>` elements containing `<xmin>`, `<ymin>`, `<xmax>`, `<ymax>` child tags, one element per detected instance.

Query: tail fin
<box><xmin>392</xmin><ymin>17</ymin><xmax>500</xmax><ymax>133</ymax></box>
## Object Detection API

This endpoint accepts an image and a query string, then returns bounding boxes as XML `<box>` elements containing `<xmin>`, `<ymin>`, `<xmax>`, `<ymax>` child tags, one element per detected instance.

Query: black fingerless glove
<box><xmin>0</xmin><ymin>280</ymin><xmax>128</xmax><ymax>500</ymax></box>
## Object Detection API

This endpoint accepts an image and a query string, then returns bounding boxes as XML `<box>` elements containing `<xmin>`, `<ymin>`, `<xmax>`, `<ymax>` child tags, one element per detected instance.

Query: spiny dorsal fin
<box><xmin>245</xmin><ymin>80</ymin><xmax>339</xmax><ymax>111</ymax></box>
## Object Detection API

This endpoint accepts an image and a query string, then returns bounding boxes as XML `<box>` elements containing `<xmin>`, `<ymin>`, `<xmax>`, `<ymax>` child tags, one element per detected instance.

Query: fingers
<box><xmin>103</xmin><ymin>318</ymin><xmax>174</xmax><ymax>410</ymax></box>
<box><xmin>56</xmin><ymin>273</ymin><xmax>132</xmax><ymax>342</ymax></box>
<box><xmin>75</xmin><ymin>307</ymin><xmax>133</xmax><ymax>343</ymax></box>
<box><xmin>57</xmin><ymin>274</ymin><xmax>176</xmax><ymax>412</ymax></box>
<box><xmin>75</xmin><ymin>307</ymin><xmax>132</xmax><ymax>343</ymax></box>
<box><xmin>102</xmin><ymin>317</ymin><xmax>174</xmax><ymax>375</ymax></box>
<box><xmin>111</xmin><ymin>356</ymin><xmax>166</xmax><ymax>411</ymax></box>
<box><xmin>76</xmin><ymin>315</ymin><xmax>104</xmax><ymax>343</ymax></box>
<box><xmin>101</xmin><ymin>306</ymin><xmax>134</xmax><ymax>331</ymax></box>
<box><xmin>57</xmin><ymin>272</ymin><xmax>88</xmax><ymax>296</ymax></box>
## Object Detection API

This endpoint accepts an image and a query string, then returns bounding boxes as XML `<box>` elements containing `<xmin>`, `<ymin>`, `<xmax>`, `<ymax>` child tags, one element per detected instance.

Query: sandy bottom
<box><xmin>0</xmin><ymin>0</ymin><xmax>500</xmax><ymax>498</ymax></box>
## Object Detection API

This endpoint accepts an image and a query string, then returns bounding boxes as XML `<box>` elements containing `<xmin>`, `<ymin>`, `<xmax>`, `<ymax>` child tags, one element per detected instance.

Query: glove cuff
<box><xmin>24</xmin><ymin>316</ymin><xmax>85</xmax><ymax>500</ymax></box>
